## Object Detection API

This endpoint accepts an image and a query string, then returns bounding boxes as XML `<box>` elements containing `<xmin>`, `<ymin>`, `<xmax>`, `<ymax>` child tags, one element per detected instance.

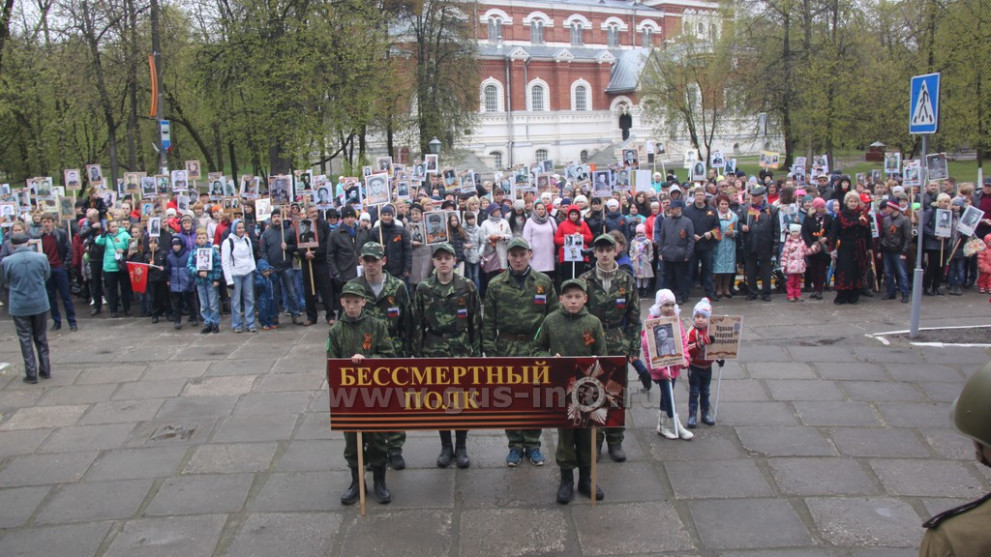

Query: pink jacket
<box><xmin>641</xmin><ymin>317</ymin><xmax>690</xmax><ymax>380</ymax></box>
<box><xmin>978</xmin><ymin>235</ymin><xmax>991</xmax><ymax>274</ymax></box>
<box><xmin>780</xmin><ymin>235</ymin><xmax>809</xmax><ymax>274</ymax></box>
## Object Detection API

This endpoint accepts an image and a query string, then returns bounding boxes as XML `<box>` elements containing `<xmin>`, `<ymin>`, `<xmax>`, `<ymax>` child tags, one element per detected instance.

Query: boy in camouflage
<box><xmin>327</xmin><ymin>282</ymin><xmax>396</xmax><ymax>505</ymax></box>
<box><xmin>348</xmin><ymin>241</ymin><xmax>413</xmax><ymax>470</ymax></box>
<box><xmin>534</xmin><ymin>278</ymin><xmax>607</xmax><ymax>504</ymax></box>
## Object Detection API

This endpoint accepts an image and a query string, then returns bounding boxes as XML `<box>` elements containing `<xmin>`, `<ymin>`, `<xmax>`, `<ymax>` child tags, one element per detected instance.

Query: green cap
<box><xmin>560</xmin><ymin>278</ymin><xmax>587</xmax><ymax>294</ymax></box>
<box><xmin>507</xmin><ymin>238</ymin><xmax>530</xmax><ymax>251</ymax></box>
<box><xmin>431</xmin><ymin>242</ymin><xmax>456</xmax><ymax>257</ymax></box>
<box><xmin>340</xmin><ymin>282</ymin><xmax>371</xmax><ymax>299</ymax></box>
<box><xmin>593</xmin><ymin>233</ymin><xmax>617</xmax><ymax>247</ymax></box>
<box><xmin>951</xmin><ymin>361</ymin><xmax>991</xmax><ymax>447</ymax></box>
<box><xmin>360</xmin><ymin>242</ymin><xmax>385</xmax><ymax>259</ymax></box>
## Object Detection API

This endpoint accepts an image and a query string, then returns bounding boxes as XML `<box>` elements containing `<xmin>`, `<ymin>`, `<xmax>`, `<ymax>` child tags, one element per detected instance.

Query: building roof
<box><xmin>605</xmin><ymin>47</ymin><xmax>651</xmax><ymax>93</ymax></box>
<box><xmin>476</xmin><ymin>43</ymin><xmax>651</xmax><ymax>94</ymax></box>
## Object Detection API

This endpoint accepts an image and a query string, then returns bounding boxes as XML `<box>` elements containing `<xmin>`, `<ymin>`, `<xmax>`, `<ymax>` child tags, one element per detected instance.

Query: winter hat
<box><xmin>171</xmin><ymin>236</ymin><xmax>184</xmax><ymax>248</ymax></box>
<box><xmin>166</xmin><ymin>208</ymin><xmax>177</xmax><ymax>217</ymax></box>
<box><xmin>886</xmin><ymin>201</ymin><xmax>902</xmax><ymax>211</ymax></box>
<box><xmin>256</xmin><ymin>258</ymin><xmax>273</xmax><ymax>273</ymax></box>
<box><xmin>801</xmin><ymin>195</ymin><xmax>813</xmax><ymax>205</ymax></box>
<box><xmin>669</xmin><ymin>199</ymin><xmax>686</xmax><ymax>209</ymax></box>
<box><xmin>380</xmin><ymin>205</ymin><xmax>394</xmax><ymax>215</ymax></box>
<box><xmin>359</xmin><ymin>212</ymin><xmax>371</xmax><ymax>222</ymax></box>
<box><xmin>635</xmin><ymin>223</ymin><xmax>646</xmax><ymax>235</ymax></box>
<box><xmin>649</xmin><ymin>289</ymin><xmax>680</xmax><ymax>318</ymax></box>
<box><xmin>574</xmin><ymin>195</ymin><xmax>589</xmax><ymax>206</ymax></box>
<box><xmin>513</xmin><ymin>199</ymin><xmax>525</xmax><ymax>210</ymax></box>
<box><xmin>789</xmin><ymin>223</ymin><xmax>802</xmax><ymax>234</ymax></box>
<box><xmin>485</xmin><ymin>203</ymin><xmax>501</xmax><ymax>217</ymax></box>
<box><xmin>693</xmin><ymin>297</ymin><xmax>712</xmax><ymax>319</ymax></box>
<box><xmin>605</xmin><ymin>199</ymin><xmax>620</xmax><ymax>209</ymax></box>
<box><xmin>812</xmin><ymin>197</ymin><xmax>826</xmax><ymax>210</ymax></box>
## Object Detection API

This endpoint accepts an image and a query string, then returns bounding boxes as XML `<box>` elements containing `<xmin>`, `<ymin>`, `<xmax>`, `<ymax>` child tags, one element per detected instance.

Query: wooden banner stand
<box><xmin>356</xmin><ymin>431</ymin><xmax>366</xmax><ymax>516</ymax></box>
<box><xmin>308</xmin><ymin>257</ymin><xmax>316</xmax><ymax>295</ymax></box>
<box><xmin>590</xmin><ymin>426</ymin><xmax>597</xmax><ymax>507</ymax></box>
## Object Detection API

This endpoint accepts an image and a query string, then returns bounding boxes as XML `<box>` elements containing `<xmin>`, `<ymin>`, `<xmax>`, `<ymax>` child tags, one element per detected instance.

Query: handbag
<box><xmin>481</xmin><ymin>245</ymin><xmax>501</xmax><ymax>273</ymax></box>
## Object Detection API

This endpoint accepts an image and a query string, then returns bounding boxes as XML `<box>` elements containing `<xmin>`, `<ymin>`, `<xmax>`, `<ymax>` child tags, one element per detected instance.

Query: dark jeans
<box><xmin>689</xmin><ymin>249</ymin><xmax>715</xmax><ymax>297</ymax></box>
<box><xmin>882</xmin><ymin>252</ymin><xmax>909</xmax><ymax>296</ymax></box>
<box><xmin>46</xmin><ymin>267</ymin><xmax>77</xmax><ymax>326</ymax></box>
<box><xmin>170</xmin><ymin>291</ymin><xmax>197</xmax><ymax>322</ymax></box>
<box><xmin>14</xmin><ymin>312</ymin><xmax>50</xmax><ymax>380</ymax></box>
<box><xmin>302</xmin><ymin>260</ymin><xmax>334</xmax><ymax>323</ymax></box>
<box><xmin>104</xmin><ymin>269</ymin><xmax>131</xmax><ymax>313</ymax></box>
<box><xmin>745</xmin><ymin>252</ymin><xmax>773</xmax><ymax>296</ymax></box>
<box><xmin>688</xmin><ymin>365</ymin><xmax>712</xmax><ymax>414</ymax></box>
<box><xmin>269</xmin><ymin>266</ymin><xmax>301</xmax><ymax>317</ymax></box>
<box><xmin>663</xmin><ymin>259</ymin><xmax>690</xmax><ymax>301</ymax></box>
<box><xmin>89</xmin><ymin>260</ymin><xmax>103</xmax><ymax>310</ymax></box>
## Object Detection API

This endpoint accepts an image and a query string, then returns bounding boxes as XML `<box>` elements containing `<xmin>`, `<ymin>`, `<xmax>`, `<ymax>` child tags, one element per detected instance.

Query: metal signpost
<box><xmin>908</xmin><ymin>72</ymin><xmax>940</xmax><ymax>338</ymax></box>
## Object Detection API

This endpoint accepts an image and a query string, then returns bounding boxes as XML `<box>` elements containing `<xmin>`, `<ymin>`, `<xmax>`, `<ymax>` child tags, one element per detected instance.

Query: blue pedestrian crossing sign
<box><xmin>909</xmin><ymin>73</ymin><xmax>939</xmax><ymax>134</ymax></box>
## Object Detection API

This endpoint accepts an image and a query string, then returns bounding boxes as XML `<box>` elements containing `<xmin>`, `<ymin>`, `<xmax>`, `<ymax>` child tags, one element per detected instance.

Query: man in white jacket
<box><xmin>221</xmin><ymin>219</ymin><xmax>257</xmax><ymax>333</ymax></box>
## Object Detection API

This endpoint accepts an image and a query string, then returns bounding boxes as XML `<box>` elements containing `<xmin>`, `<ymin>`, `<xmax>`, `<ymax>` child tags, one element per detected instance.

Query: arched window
<box><xmin>575</xmin><ymin>86</ymin><xmax>588</xmax><ymax>111</ymax></box>
<box><xmin>530</xmin><ymin>21</ymin><xmax>544</xmax><ymax>44</ymax></box>
<box><xmin>535</xmin><ymin>149</ymin><xmax>549</xmax><ymax>163</ymax></box>
<box><xmin>531</xmin><ymin>85</ymin><xmax>545</xmax><ymax>111</ymax></box>
<box><xmin>488</xmin><ymin>18</ymin><xmax>502</xmax><ymax>43</ymax></box>
<box><xmin>642</xmin><ymin>28</ymin><xmax>653</xmax><ymax>48</ymax></box>
<box><xmin>484</xmin><ymin>85</ymin><xmax>498</xmax><ymax>113</ymax></box>
<box><xmin>607</xmin><ymin>25</ymin><xmax>620</xmax><ymax>47</ymax></box>
<box><xmin>580</xmin><ymin>150</ymin><xmax>589</xmax><ymax>163</ymax></box>
<box><xmin>570</xmin><ymin>23</ymin><xmax>583</xmax><ymax>46</ymax></box>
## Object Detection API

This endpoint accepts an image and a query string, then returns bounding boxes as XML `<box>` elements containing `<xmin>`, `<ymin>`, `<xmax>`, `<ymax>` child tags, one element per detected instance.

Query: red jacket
<box><xmin>554</xmin><ymin>217</ymin><xmax>593</xmax><ymax>263</ymax></box>
<box><xmin>687</xmin><ymin>326</ymin><xmax>715</xmax><ymax>369</ymax></box>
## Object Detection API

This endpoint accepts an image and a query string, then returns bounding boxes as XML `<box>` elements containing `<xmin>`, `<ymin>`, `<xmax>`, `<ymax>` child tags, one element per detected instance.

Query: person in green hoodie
<box><xmin>327</xmin><ymin>282</ymin><xmax>396</xmax><ymax>506</ymax></box>
<box><xmin>94</xmin><ymin>219</ymin><xmax>132</xmax><ymax>317</ymax></box>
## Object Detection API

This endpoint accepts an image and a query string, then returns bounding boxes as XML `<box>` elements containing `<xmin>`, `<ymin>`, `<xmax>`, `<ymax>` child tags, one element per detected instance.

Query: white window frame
<box><xmin>535</xmin><ymin>149</ymin><xmax>549</xmax><ymax>163</ymax></box>
<box><xmin>571</xmin><ymin>79</ymin><xmax>592</xmax><ymax>111</ymax></box>
<box><xmin>527</xmin><ymin>78</ymin><xmax>550</xmax><ymax>112</ymax></box>
<box><xmin>488</xmin><ymin>18</ymin><xmax>502</xmax><ymax>43</ymax></box>
<box><xmin>490</xmin><ymin>151</ymin><xmax>503</xmax><ymax>169</ymax></box>
<box><xmin>530</xmin><ymin>20</ymin><xmax>544</xmax><ymax>44</ymax></box>
<box><xmin>479</xmin><ymin>77</ymin><xmax>505</xmax><ymax>113</ymax></box>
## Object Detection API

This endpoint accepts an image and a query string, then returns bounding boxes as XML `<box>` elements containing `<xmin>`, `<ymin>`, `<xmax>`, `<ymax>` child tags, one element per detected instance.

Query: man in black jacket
<box><xmin>683</xmin><ymin>187</ymin><xmax>720</xmax><ymax>299</ymax></box>
<box><xmin>879</xmin><ymin>201</ymin><xmax>912</xmax><ymax>303</ymax></box>
<box><xmin>368</xmin><ymin>205</ymin><xmax>412</xmax><ymax>281</ymax></box>
<box><xmin>298</xmin><ymin>204</ymin><xmax>335</xmax><ymax>326</ymax></box>
<box><xmin>260</xmin><ymin>209</ymin><xmax>301</xmax><ymax>324</ymax></box>
<box><xmin>77</xmin><ymin>208</ymin><xmax>105</xmax><ymax>315</ymax></box>
<box><xmin>739</xmin><ymin>186</ymin><xmax>780</xmax><ymax>301</ymax></box>
<box><xmin>328</xmin><ymin>205</ymin><xmax>370</xmax><ymax>319</ymax></box>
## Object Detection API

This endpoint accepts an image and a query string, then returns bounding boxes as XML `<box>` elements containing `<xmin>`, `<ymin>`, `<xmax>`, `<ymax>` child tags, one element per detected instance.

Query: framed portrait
<box><xmin>794</xmin><ymin>156</ymin><xmax>807</xmax><ymax>169</ymax></box>
<box><xmin>408</xmin><ymin>220</ymin><xmax>425</xmax><ymax>245</ymax></box>
<box><xmin>208</xmin><ymin>178</ymin><xmax>225</xmax><ymax>199</ymax></box>
<box><xmin>411</xmin><ymin>161</ymin><xmax>427</xmax><ymax>180</ymax></box>
<box><xmin>424</xmin><ymin>154</ymin><xmax>438</xmax><ymax>174</ymax></box>
<box><xmin>902</xmin><ymin>160</ymin><xmax>921</xmax><ymax>187</ymax></box>
<box><xmin>223</xmin><ymin>177</ymin><xmax>237</xmax><ymax>198</ymax></box>
<box><xmin>147</xmin><ymin>217</ymin><xmax>162</xmax><ymax>238</ymax></box>
<box><xmin>725</xmin><ymin>159</ymin><xmax>737</xmax><ymax>174</ymax></box>
<box><xmin>703</xmin><ymin>315</ymin><xmax>744</xmax><ymax>360</ymax></box>
<box><xmin>295</xmin><ymin>217</ymin><xmax>319</xmax><ymax>249</ymax></box>
<box><xmin>934</xmin><ymin>208</ymin><xmax>952</xmax><ymax>238</ymax></box>
<box><xmin>691</xmin><ymin>161</ymin><xmax>706</xmax><ymax>182</ymax></box>
<box><xmin>35</xmin><ymin>177</ymin><xmax>54</xmax><ymax>200</ymax></box>
<box><xmin>240</xmin><ymin>175</ymin><xmax>259</xmax><ymax>199</ymax></box>
<box><xmin>170</xmin><ymin>169</ymin><xmax>188</xmax><ymax>192</ymax></box>
<box><xmin>123</xmin><ymin>172</ymin><xmax>144</xmax><ymax>194</ymax></box>
<box><xmin>871</xmin><ymin>169</ymin><xmax>881</xmax><ymax>182</ymax></box>
<box><xmin>294</xmin><ymin>169</ymin><xmax>313</xmax><ymax>193</ymax></box>
<box><xmin>195</xmin><ymin>247</ymin><xmax>213</xmax><ymax>271</ymax></box>
<box><xmin>683</xmin><ymin>149</ymin><xmax>698</xmax><ymax>169</ymax></box>
<box><xmin>535</xmin><ymin>172</ymin><xmax>553</xmax><ymax>193</ymax></box>
<box><xmin>424</xmin><ymin>210</ymin><xmax>448</xmax><ymax>244</ymax></box>
<box><xmin>0</xmin><ymin>202</ymin><xmax>17</xmax><ymax>220</ymax></box>
<box><xmin>176</xmin><ymin>194</ymin><xmax>190</xmax><ymax>213</ymax></box>
<box><xmin>155</xmin><ymin>174</ymin><xmax>170</xmax><ymax>195</ymax></box>
<box><xmin>343</xmin><ymin>178</ymin><xmax>362</xmax><ymax>209</ymax></box>
<box><xmin>622</xmin><ymin>149</ymin><xmax>638</xmax><ymax>167</ymax></box>
<box><xmin>883</xmin><ymin>152</ymin><xmax>901</xmax><ymax>175</ymax></box>
<box><xmin>442</xmin><ymin>168</ymin><xmax>458</xmax><ymax>189</ymax></box>
<box><xmin>101</xmin><ymin>189</ymin><xmax>117</xmax><ymax>209</ymax></box>
<box><xmin>926</xmin><ymin>153</ymin><xmax>948</xmax><ymax>181</ymax></box>
<box><xmin>592</xmin><ymin>170</ymin><xmax>612</xmax><ymax>198</ymax></box>
<box><xmin>17</xmin><ymin>189</ymin><xmax>31</xmax><ymax>211</ymax></box>
<box><xmin>396</xmin><ymin>180</ymin><xmax>411</xmax><ymax>201</ymax></box>
<box><xmin>957</xmin><ymin>205</ymin><xmax>984</xmax><ymax>237</ymax></box>
<box><xmin>312</xmin><ymin>186</ymin><xmax>331</xmax><ymax>209</ymax></box>
<box><xmin>141</xmin><ymin>202</ymin><xmax>154</xmax><ymax>217</ymax></box>
<box><xmin>457</xmin><ymin>170</ymin><xmax>474</xmax><ymax>195</ymax></box>
<box><xmin>376</xmin><ymin>156</ymin><xmax>393</xmax><ymax>175</ymax></box>
<box><xmin>710</xmin><ymin>150</ymin><xmax>725</xmax><ymax>168</ymax></box>
<box><xmin>185</xmin><ymin>160</ymin><xmax>201</xmax><ymax>180</ymax></box>
<box><xmin>542</xmin><ymin>159</ymin><xmax>554</xmax><ymax>173</ymax></box>
<box><xmin>644</xmin><ymin>316</ymin><xmax>684</xmax><ymax>368</ymax></box>
<box><xmin>364</xmin><ymin>173</ymin><xmax>391</xmax><ymax>206</ymax></box>
<box><xmin>64</xmin><ymin>169</ymin><xmax>81</xmax><ymax>190</ymax></box>
<box><xmin>58</xmin><ymin>196</ymin><xmax>75</xmax><ymax>220</ymax></box>
<box><xmin>255</xmin><ymin>198</ymin><xmax>272</xmax><ymax>221</ymax></box>
<box><xmin>269</xmin><ymin>175</ymin><xmax>292</xmax><ymax>204</ymax></box>
<box><xmin>563</xmin><ymin>233</ymin><xmax>583</xmax><ymax>262</ymax></box>
<box><xmin>86</xmin><ymin>164</ymin><xmax>104</xmax><ymax>187</ymax></box>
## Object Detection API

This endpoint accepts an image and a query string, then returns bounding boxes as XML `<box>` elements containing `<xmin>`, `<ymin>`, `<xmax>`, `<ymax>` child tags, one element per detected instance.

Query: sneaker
<box><xmin>506</xmin><ymin>447</ymin><xmax>524</xmax><ymax>467</ymax></box>
<box><xmin>234</xmin><ymin>327</ymin><xmax>243</xmax><ymax>334</ymax></box>
<box><xmin>262</xmin><ymin>325</ymin><xmax>271</xmax><ymax>331</ymax></box>
<box><xmin>526</xmin><ymin>447</ymin><xmax>546</xmax><ymax>466</ymax></box>
<box><xmin>248</xmin><ymin>327</ymin><xmax>259</xmax><ymax>333</ymax></box>
<box><xmin>211</xmin><ymin>324</ymin><xmax>220</xmax><ymax>334</ymax></box>
<box><xmin>200</xmin><ymin>325</ymin><xmax>213</xmax><ymax>334</ymax></box>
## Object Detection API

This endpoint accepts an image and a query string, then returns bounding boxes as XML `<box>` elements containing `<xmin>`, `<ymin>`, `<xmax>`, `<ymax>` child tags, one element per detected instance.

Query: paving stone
<box><xmin>211</xmin><ymin>413</ymin><xmax>298</xmax><ymax>442</ymax></box>
<box><xmin>85</xmin><ymin>446</ymin><xmax>188</xmax><ymax>481</ymax></box>
<box><xmin>36</xmin><ymin>384</ymin><xmax>116</xmax><ymax>405</ymax></box>
<box><xmin>458</xmin><ymin>466</ymin><xmax>556</xmax><ymax>508</ymax></box>
<box><xmin>922</xmin><ymin>430</ymin><xmax>975</xmax><ymax>460</ymax></box>
<box><xmin>183</xmin><ymin>375</ymin><xmax>256</xmax><ymax>397</ymax></box>
<box><xmin>339</xmin><ymin>510</ymin><xmax>452</xmax><ymax>557</ymax></box>
<box><xmin>665</xmin><ymin>459</ymin><xmax>774</xmax><ymax>499</ymax></box>
<box><xmin>870</xmin><ymin>459</ymin><xmax>986</xmax><ymax>498</ymax></box>
<box><xmin>736</xmin><ymin>344</ymin><xmax>792</xmax><ymax>362</ymax></box>
<box><xmin>79</xmin><ymin>398</ymin><xmax>164</xmax><ymax>425</ymax></box>
<box><xmin>0</xmin><ymin>387</ymin><xmax>44</xmax><ymax>410</ymax></box>
<box><xmin>274</xmin><ymin>440</ymin><xmax>344</xmax><ymax>472</ymax></box>
<box><xmin>828</xmin><ymin>428</ymin><xmax>931</xmax><ymax>458</ymax></box>
<box><xmin>367</xmin><ymin>468</ymin><xmax>456</xmax><ymax>509</ymax></box>
<box><xmin>206</xmin><ymin>359</ymin><xmax>275</xmax><ymax>377</ymax></box>
<box><xmin>293</xmin><ymin>412</ymin><xmax>335</xmax><ymax>440</ymax></box>
<box><xmin>877</xmin><ymin>402</ymin><xmax>954</xmax><ymax>428</ymax></box>
<box><xmin>73</xmin><ymin>364</ymin><xmax>147</xmax><ymax>384</ymax></box>
<box><xmin>719</xmin><ymin>550</ymin><xmax>839</xmax><ymax>557</ymax></box>
<box><xmin>126</xmin><ymin>418</ymin><xmax>219</xmax><ymax>448</ymax></box>
<box><xmin>736</xmin><ymin>426</ymin><xmax>837</xmax><ymax>457</ymax></box>
<box><xmin>103</xmin><ymin>515</ymin><xmax>227</xmax><ymax>557</ymax></box>
<box><xmin>922</xmin><ymin>348</ymin><xmax>990</xmax><ymax>365</ymax></box>
<box><xmin>788</xmin><ymin>346</ymin><xmax>861</xmax><ymax>362</ymax></box>
<box><xmin>0</xmin><ymin>451</ymin><xmax>98</xmax><ymax>487</ymax></box>
<box><xmin>851</xmin><ymin>346</ymin><xmax>922</xmax><ymax>363</ymax></box>
<box><xmin>805</xmin><ymin>497</ymin><xmax>923</xmax><ymax>547</ymax></box>
<box><xmin>645</xmin><ymin>431</ymin><xmax>747</xmax><ymax>461</ymax></box>
<box><xmin>255</xmin><ymin>372</ymin><xmax>326</xmax><ymax>392</ymax></box>
<box><xmin>183</xmin><ymin>442</ymin><xmax>278</xmax><ymax>474</ymax></box>
<box><xmin>745</xmin><ymin>362</ymin><xmax>817</xmax><ymax>379</ymax></box>
<box><xmin>916</xmin><ymin>381</ymin><xmax>964</xmax><ymax>403</ymax></box>
<box><xmin>689</xmin><ymin>498</ymin><xmax>813</xmax><ymax>549</ymax></box>
<box><xmin>714</xmin><ymin>402</ymin><xmax>799</xmax><ymax>426</ymax></box>
<box><xmin>250</xmin><ymin>471</ymin><xmax>341</xmax><ymax>512</ymax></box>
<box><xmin>34</xmin><ymin>479</ymin><xmax>153</xmax><ymax>524</ymax></box>
<box><xmin>460</xmin><ymin>508</ymin><xmax>570</xmax><ymax>557</ymax></box>
<box><xmin>0</xmin><ymin>486</ymin><xmax>51</xmax><ymax>527</ymax></box>
<box><xmin>233</xmin><ymin>392</ymin><xmax>313</xmax><ymax>415</ymax></box>
<box><xmin>145</xmin><ymin>473</ymin><xmax>253</xmax><ymax>515</ymax></box>
<box><xmin>595</xmin><ymin>461</ymin><xmax>671</xmax><ymax>502</ymax></box>
<box><xmin>155</xmin><ymin>395</ymin><xmax>238</xmax><ymax>420</ymax></box>
<box><xmin>574</xmin><ymin>501</ymin><xmax>694</xmax><ymax>555</ymax></box>
<box><xmin>714</xmin><ymin>380</ymin><xmax>769</xmax><ymax>401</ymax></box>
<box><xmin>112</xmin><ymin>379</ymin><xmax>186</xmax><ymax>400</ymax></box>
<box><xmin>768</xmin><ymin>457</ymin><xmax>879</xmax><ymax>496</ymax></box>
<box><xmin>0</xmin><ymin>521</ymin><xmax>112</xmax><ymax>557</ymax></box>
<box><xmin>221</xmin><ymin>512</ymin><xmax>343</xmax><ymax>557</ymax></box>
<box><xmin>0</xmin><ymin>404</ymin><xmax>88</xmax><ymax>430</ymax></box>
<box><xmin>113</xmin><ymin>344</ymin><xmax>181</xmax><ymax>363</ymax></box>
<box><xmin>38</xmin><ymin>423</ymin><xmax>135</xmax><ymax>453</ymax></box>
<box><xmin>920</xmin><ymin>497</ymin><xmax>973</xmax><ymax>518</ymax></box>
<box><xmin>766</xmin><ymin>379</ymin><xmax>845</xmax><ymax>401</ymax></box>
<box><xmin>794</xmin><ymin>401</ymin><xmax>881</xmax><ymax>427</ymax></box>
<box><xmin>840</xmin><ymin>381</ymin><xmax>925</xmax><ymax>402</ymax></box>
<box><xmin>0</xmin><ymin>429</ymin><xmax>52</xmax><ymax>458</ymax></box>
<box><xmin>171</xmin><ymin>344</ymin><xmax>238</xmax><ymax>361</ymax></box>
<box><xmin>232</xmin><ymin>344</ymin><xmax>293</xmax><ymax>359</ymax></box>
<box><xmin>884</xmin><ymin>363</ymin><xmax>964</xmax><ymax>382</ymax></box>
<box><xmin>815</xmin><ymin>362</ymin><xmax>889</xmax><ymax>381</ymax></box>
<box><xmin>145</xmin><ymin>360</ymin><xmax>210</xmax><ymax>380</ymax></box>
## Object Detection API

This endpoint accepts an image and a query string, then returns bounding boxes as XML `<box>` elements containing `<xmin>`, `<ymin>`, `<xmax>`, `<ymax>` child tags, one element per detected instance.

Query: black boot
<box><xmin>686</xmin><ymin>402</ymin><xmax>698</xmax><ymax>429</ymax></box>
<box><xmin>341</xmin><ymin>467</ymin><xmax>364</xmax><ymax>505</ymax></box>
<box><xmin>607</xmin><ymin>442</ymin><xmax>626</xmax><ymax>462</ymax></box>
<box><xmin>454</xmin><ymin>431</ymin><xmax>470</xmax><ymax>468</ymax></box>
<box><xmin>577</xmin><ymin>466</ymin><xmax>604</xmax><ymax>501</ymax></box>
<box><xmin>372</xmin><ymin>466</ymin><xmax>391</xmax><ymax>504</ymax></box>
<box><xmin>701</xmin><ymin>406</ymin><xmax>716</xmax><ymax>426</ymax></box>
<box><xmin>556</xmin><ymin>468</ymin><xmax>575</xmax><ymax>504</ymax></box>
<box><xmin>437</xmin><ymin>431</ymin><xmax>454</xmax><ymax>468</ymax></box>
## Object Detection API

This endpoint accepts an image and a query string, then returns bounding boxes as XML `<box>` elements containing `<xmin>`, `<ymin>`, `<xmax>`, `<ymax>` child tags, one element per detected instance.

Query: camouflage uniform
<box><xmin>580</xmin><ymin>265</ymin><xmax>640</xmax><ymax>452</ymax></box>
<box><xmin>327</xmin><ymin>309</ymin><xmax>395</xmax><ymax>470</ymax></box>
<box><xmin>412</xmin><ymin>273</ymin><xmax>482</xmax><ymax>357</ymax></box>
<box><xmin>348</xmin><ymin>270</ymin><xmax>412</xmax><ymax>458</ymax></box>
<box><xmin>534</xmin><ymin>303</ymin><xmax>606</xmax><ymax>470</ymax></box>
<box><xmin>483</xmin><ymin>265</ymin><xmax>559</xmax><ymax>451</ymax></box>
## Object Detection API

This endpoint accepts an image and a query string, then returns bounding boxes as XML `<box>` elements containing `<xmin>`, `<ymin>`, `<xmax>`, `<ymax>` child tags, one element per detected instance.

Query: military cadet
<box><xmin>534</xmin><ymin>278</ymin><xmax>606</xmax><ymax>504</ymax></box>
<box><xmin>327</xmin><ymin>282</ymin><xmax>396</xmax><ymax>505</ymax></box>
<box><xmin>347</xmin><ymin>242</ymin><xmax>413</xmax><ymax>470</ymax></box>
<box><xmin>920</xmin><ymin>361</ymin><xmax>991</xmax><ymax>556</ymax></box>
<box><xmin>579</xmin><ymin>233</ymin><xmax>640</xmax><ymax>462</ymax></box>
<box><xmin>412</xmin><ymin>242</ymin><xmax>483</xmax><ymax>469</ymax></box>
<box><xmin>482</xmin><ymin>237</ymin><xmax>559</xmax><ymax>467</ymax></box>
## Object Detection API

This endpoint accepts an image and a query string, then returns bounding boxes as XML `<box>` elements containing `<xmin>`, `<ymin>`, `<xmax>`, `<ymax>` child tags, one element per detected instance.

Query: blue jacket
<box><xmin>186</xmin><ymin>244</ymin><xmax>223</xmax><ymax>285</ymax></box>
<box><xmin>1</xmin><ymin>246</ymin><xmax>51</xmax><ymax>316</ymax></box>
<box><xmin>166</xmin><ymin>246</ymin><xmax>194</xmax><ymax>292</ymax></box>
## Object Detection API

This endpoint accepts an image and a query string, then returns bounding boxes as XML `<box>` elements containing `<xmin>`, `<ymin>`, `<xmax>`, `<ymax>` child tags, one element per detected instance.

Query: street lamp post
<box><xmin>428</xmin><ymin>137</ymin><xmax>442</xmax><ymax>156</ymax></box>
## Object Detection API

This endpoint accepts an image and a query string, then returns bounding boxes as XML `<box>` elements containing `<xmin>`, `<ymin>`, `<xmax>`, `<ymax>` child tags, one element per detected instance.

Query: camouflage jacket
<box><xmin>482</xmin><ymin>267</ymin><xmax>559</xmax><ymax>357</ymax></box>
<box><xmin>347</xmin><ymin>273</ymin><xmax>412</xmax><ymax>357</ymax></box>
<box><xmin>327</xmin><ymin>310</ymin><xmax>396</xmax><ymax>359</ymax></box>
<box><xmin>534</xmin><ymin>306</ymin><xmax>606</xmax><ymax>357</ymax></box>
<box><xmin>412</xmin><ymin>273</ymin><xmax>482</xmax><ymax>357</ymax></box>
<box><xmin>580</xmin><ymin>267</ymin><xmax>641</xmax><ymax>357</ymax></box>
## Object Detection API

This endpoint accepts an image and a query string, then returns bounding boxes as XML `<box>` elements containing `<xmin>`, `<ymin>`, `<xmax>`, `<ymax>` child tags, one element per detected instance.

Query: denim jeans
<box><xmin>948</xmin><ymin>258</ymin><xmax>966</xmax><ymax>287</ymax></box>
<box><xmin>464</xmin><ymin>262</ymin><xmax>481</xmax><ymax>290</ymax></box>
<box><xmin>882</xmin><ymin>252</ymin><xmax>909</xmax><ymax>296</ymax></box>
<box><xmin>196</xmin><ymin>282</ymin><xmax>220</xmax><ymax>325</ymax></box>
<box><xmin>230</xmin><ymin>273</ymin><xmax>256</xmax><ymax>330</ymax></box>
<box><xmin>654</xmin><ymin>378</ymin><xmax>678</xmax><ymax>418</ymax></box>
<box><xmin>270</xmin><ymin>267</ymin><xmax>300</xmax><ymax>317</ymax></box>
<box><xmin>46</xmin><ymin>267</ymin><xmax>77</xmax><ymax>326</ymax></box>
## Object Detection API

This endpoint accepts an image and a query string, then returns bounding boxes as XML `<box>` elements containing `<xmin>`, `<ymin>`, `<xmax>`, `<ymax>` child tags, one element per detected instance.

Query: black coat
<box><xmin>327</xmin><ymin>224</ymin><xmax>370</xmax><ymax>281</ymax></box>
<box><xmin>738</xmin><ymin>203</ymin><xmax>780</xmax><ymax>255</ymax></box>
<box><xmin>369</xmin><ymin>221</ymin><xmax>412</xmax><ymax>278</ymax></box>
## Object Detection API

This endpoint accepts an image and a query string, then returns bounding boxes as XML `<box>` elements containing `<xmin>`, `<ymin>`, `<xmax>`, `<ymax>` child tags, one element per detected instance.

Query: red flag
<box><xmin>127</xmin><ymin>262</ymin><xmax>149</xmax><ymax>294</ymax></box>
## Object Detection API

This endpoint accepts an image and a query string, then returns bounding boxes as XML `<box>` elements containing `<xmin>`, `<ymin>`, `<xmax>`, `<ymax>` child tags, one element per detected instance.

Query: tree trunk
<box><xmin>212</xmin><ymin>122</ymin><xmax>224</xmax><ymax>173</ymax></box>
